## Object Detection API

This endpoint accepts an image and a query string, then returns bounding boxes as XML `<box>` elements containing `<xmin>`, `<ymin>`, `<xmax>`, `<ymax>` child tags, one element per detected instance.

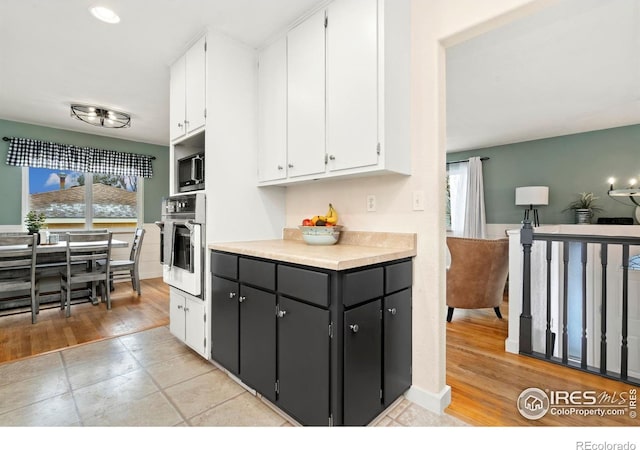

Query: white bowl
<box><xmin>298</xmin><ymin>226</ymin><xmax>342</xmax><ymax>245</ymax></box>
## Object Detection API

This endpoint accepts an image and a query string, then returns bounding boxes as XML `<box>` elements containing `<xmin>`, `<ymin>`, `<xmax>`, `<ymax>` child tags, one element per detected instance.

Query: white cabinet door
<box><xmin>326</xmin><ymin>0</ymin><xmax>379</xmax><ymax>172</ymax></box>
<box><xmin>185</xmin><ymin>295</ymin><xmax>206</xmax><ymax>357</ymax></box>
<box><xmin>185</xmin><ymin>35</ymin><xmax>206</xmax><ymax>135</ymax></box>
<box><xmin>169</xmin><ymin>287</ymin><xmax>206</xmax><ymax>358</ymax></box>
<box><xmin>169</xmin><ymin>289</ymin><xmax>186</xmax><ymax>342</ymax></box>
<box><xmin>287</xmin><ymin>9</ymin><xmax>326</xmax><ymax>178</ymax></box>
<box><xmin>170</xmin><ymin>36</ymin><xmax>206</xmax><ymax>142</ymax></box>
<box><xmin>169</xmin><ymin>54</ymin><xmax>186</xmax><ymax>141</ymax></box>
<box><xmin>258</xmin><ymin>37</ymin><xmax>288</xmax><ymax>182</ymax></box>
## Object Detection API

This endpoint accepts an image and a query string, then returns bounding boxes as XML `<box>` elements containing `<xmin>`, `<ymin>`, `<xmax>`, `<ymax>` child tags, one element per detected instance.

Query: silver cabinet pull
<box><xmin>277</xmin><ymin>165</ymin><xmax>284</xmax><ymax>170</ymax></box>
<box><xmin>177</xmin><ymin>123</ymin><xmax>183</xmax><ymax>128</ymax></box>
<box><xmin>288</xmin><ymin>163</ymin><xmax>294</xmax><ymax>168</ymax></box>
<box><xmin>349</xmin><ymin>324</ymin><xmax>359</xmax><ymax>333</ymax></box>
<box><xmin>329</xmin><ymin>155</ymin><xmax>336</xmax><ymax>160</ymax></box>
<box><xmin>239</xmin><ymin>296</ymin><xmax>246</xmax><ymax>303</ymax></box>
<box><xmin>177</xmin><ymin>304</ymin><xmax>183</xmax><ymax>310</ymax></box>
<box><xmin>277</xmin><ymin>310</ymin><xmax>287</xmax><ymax>318</ymax></box>
<box><xmin>388</xmin><ymin>308</ymin><xmax>397</xmax><ymax>316</ymax></box>
<box><xmin>229</xmin><ymin>292</ymin><xmax>236</xmax><ymax>299</ymax></box>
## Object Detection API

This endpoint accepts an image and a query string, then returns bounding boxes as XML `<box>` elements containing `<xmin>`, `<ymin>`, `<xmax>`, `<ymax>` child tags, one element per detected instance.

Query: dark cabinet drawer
<box><xmin>385</xmin><ymin>260</ymin><xmax>412</xmax><ymax>294</ymax></box>
<box><xmin>239</xmin><ymin>257</ymin><xmax>275</xmax><ymax>291</ymax></box>
<box><xmin>277</xmin><ymin>265</ymin><xmax>329</xmax><ymax>307</ymax></box>
<box><xmin>211</xmin><ymin>252</ymin><xmax>238</xmax><ymax>279</ymax></box>
<box><xmin>342</xmin><ymin>267</ymin><xmax>383</xmax><ymax>307</ymax></box>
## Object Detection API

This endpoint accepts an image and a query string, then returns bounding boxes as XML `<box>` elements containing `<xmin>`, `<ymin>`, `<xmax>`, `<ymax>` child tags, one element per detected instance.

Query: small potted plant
<box><xmin>25</xmin><ymin>210</ymin><xmax>46</xmax><ymax>234</ymax></box>
<box><xmin>563</xmin><ymin>192</ymin><xmax>603</xmax><ymax>224</ymax></box>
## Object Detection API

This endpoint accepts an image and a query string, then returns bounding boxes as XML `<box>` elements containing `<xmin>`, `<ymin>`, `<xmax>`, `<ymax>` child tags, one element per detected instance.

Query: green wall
<box><xmin>0</xmin><ymin>119</ymin><xmax>169</xmax><ymax>225</ymax></box>
<box><xmin>446</xmin><ymin>124</ymin><xmax>640</xmax><ymax>225</ymax></box>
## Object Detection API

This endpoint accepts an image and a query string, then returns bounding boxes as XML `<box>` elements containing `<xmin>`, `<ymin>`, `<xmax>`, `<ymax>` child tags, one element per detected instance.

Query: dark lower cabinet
<box><xmin>277</xmin><ymin>296</ymin><xmax>330</xmax><ymax>426</ymax></box>
<box><xmin>239</xmin><ymin>285</ymin><xmax>276</xmax><ymax>403</ymax></box>
<box><xmin>210</xmin><ymin>250</ymin><xmax>413</xmax><ymax>426</ymax></box>
<box><xmin>211</xmin><ymin>275</ymin><xmax>239</xmax><ymax>374</ymax></box>
<box><xmin>383</xmin><ymin>289</ymin><xmax>412</xmax><ymax>407</ymax></box>
<box><xmin>343</xmin><ymin>299</ymin><xmax>382</xmax><ymax>426</ymax></box>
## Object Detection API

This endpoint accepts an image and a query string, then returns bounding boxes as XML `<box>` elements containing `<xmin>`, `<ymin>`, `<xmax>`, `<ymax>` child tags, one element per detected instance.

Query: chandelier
<box><xmin>70</xmin><ymin>104</ymin><xmax>131</xmax><ymax>129</ymax></box>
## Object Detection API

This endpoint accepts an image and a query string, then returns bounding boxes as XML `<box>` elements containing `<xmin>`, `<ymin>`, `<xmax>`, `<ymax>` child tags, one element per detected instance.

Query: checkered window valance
<box><xmin>4</xmin><ymin>137</ymin><xmax>154</xmax><ymax>178</ymax></box>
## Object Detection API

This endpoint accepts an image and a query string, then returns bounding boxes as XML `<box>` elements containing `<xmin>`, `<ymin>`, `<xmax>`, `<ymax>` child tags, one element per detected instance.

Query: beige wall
<box><xmin>285</xmin><ymin>0</ymin><xmax>554</xmax><ymax>412</ymax></box>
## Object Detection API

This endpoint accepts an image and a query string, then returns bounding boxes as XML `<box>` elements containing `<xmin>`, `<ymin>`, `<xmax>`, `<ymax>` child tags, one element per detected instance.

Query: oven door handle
<box><xmin>184</xmin><ymin>221</ymin><xmax>197</xmax><ymax>274</ymax></box>
<box><xmin>166</xmin><ymin>222</ymin><xmax>175</xmax><ymax>271</ymax></box>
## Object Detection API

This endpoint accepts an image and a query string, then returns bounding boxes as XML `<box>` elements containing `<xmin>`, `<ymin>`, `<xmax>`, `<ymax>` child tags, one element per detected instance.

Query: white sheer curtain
<box><xmin>463</xmin><ymin>156</ymin><xmax>486</xmax><ymax>238</ymax></box>
<box><xmin>447</xmin><ymin>161</ymin><xmax>467</xmax><ymax>236</ymax></box>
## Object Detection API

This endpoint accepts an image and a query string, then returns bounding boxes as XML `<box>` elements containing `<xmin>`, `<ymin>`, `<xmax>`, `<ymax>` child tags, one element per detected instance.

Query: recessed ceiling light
<box><xmin>90</xmin><ymin>6</ymin><xmax>120</xmax><ymax>24</ymax></box>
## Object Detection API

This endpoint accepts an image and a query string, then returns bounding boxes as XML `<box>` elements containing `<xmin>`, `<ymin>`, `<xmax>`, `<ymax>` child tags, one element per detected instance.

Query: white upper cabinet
<box><xmin>170</xmin><ymin>35</ymin><xmax>207</xmax><ymax>142</ymax></box>
<box><xmin>258</xmin><ymin>37</ymin><xmax>288</xmax><ymax>183</ymax></box>
<box><xmin>256</xmin><ymin>0</ymin><xmax>410</xmax><ymax>186</ymax></box>
<box><xmin>287</xmin><ymin>9</ymin><xmax>327</xmax><ymax>179</ymax></box>
<box><xmin>326</xmin><ymin>0</ymin><xmax>378</xmax><ymax>172</ymax></box>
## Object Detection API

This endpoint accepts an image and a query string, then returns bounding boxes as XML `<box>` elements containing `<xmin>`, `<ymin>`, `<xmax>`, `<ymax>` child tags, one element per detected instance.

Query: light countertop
<box><xmin>208</xmin><ymin>228</ymin><xmax>417</xmax><ymax>271</ymax></box>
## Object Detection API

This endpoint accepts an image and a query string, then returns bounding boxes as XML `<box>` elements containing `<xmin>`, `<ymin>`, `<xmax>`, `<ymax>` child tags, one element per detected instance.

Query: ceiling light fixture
<box><xmin>90</xmin><ymin>6</ymin><xmax>120</xmax><ymax>24</ymax></box>
<box><xmin>70</xmin><ymin>104</ymin><xmax>131</xmax><ymax>128</ymax></box>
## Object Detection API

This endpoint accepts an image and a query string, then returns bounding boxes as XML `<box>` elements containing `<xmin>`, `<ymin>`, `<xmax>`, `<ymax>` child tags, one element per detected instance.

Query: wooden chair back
<box><xmin>0</xmin><ymin>234</ymin><xmax>38</xmax><ymax>272</ymax></box>
<box><xmin>64</xmin><ymin>231</ymin><xmax>112</xmax><ymax>276</ymax></box>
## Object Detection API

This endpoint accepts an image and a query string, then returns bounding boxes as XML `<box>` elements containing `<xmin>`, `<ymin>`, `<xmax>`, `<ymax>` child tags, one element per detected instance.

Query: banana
<box><xmin>325</xmin><ymin>203</ymin><xmax>338</xmax><ymax>225</ymax></box>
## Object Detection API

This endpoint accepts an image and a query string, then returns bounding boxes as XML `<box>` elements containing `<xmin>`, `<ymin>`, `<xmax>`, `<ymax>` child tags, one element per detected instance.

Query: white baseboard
<box><xmin>505</xmin><ymin>337</ymin><xmax>519</xmax><ymax>354</ymax></box>
<box><xmin>404</xmin><ymin>384</ymin><xmax>452</xmax><ymax>414</ymax></box>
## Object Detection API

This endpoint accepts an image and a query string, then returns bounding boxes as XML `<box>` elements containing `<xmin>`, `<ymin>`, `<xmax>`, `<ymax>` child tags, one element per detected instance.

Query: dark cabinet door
<box><xmin>277</xmin><ymin>296</ymin><xmax>330</xmax><ymax>426</ymax></box>
<box><xmin>240</xmin><ymin>285</ymin><xmax>276</xmax><ymax>402</ymax></box>
<box><xmin>211</xmin><ymin>275</ymin><xmax>240</xmax><ymax>374</ymax></box>
<box><xmin>383</xmin><ymin>289</ymin><xmax>412</xmax><ymax>407</ymax></box>
<box><xmin>343</xmin><ymin>299</ymin><xmax>382</xmax><ymax>425</ymax></box>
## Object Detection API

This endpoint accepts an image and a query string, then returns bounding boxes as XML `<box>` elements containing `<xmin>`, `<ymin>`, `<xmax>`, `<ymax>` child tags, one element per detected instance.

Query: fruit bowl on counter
<box><xmin>298</xmin><ymin>225</ymin><xmax>343</xmax><ymax>245</ymax></box>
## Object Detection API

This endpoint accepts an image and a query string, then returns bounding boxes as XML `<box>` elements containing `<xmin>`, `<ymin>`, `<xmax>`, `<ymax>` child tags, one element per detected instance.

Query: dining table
<box><xmin>0</xmin><ymin>238</ymin><xmax>129</xmax><ymax>311</ymax></box>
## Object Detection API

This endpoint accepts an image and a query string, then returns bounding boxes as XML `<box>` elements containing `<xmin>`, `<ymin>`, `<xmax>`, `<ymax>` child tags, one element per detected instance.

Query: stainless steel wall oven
<box><xmin>157</xmin><ymin>193</ymin><xmax>205</xmax><ymax>297</ymax></box>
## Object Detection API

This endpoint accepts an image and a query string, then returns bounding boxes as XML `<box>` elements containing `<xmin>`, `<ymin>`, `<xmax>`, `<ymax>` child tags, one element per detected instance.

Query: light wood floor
<box><xmin>0</xmin><ymin>278</ymin><xmax>169</xmax><ymax>364</ymax></box>
<box><xmin>445</xmin><ymin>298</ymin><xmax>638</xmax><ymax>426</ymax></box>
<box><xmin>1</xmin><ymin>281</ymin><xmax>637</xmax><ymax>426</ymax></box>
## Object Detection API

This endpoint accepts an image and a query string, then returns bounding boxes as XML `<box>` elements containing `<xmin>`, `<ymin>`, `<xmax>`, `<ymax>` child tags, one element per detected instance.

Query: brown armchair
<box><xmin>446</xmin><ymin>236</ymin><xmax>509</xmax><ymax>322</ymax></box>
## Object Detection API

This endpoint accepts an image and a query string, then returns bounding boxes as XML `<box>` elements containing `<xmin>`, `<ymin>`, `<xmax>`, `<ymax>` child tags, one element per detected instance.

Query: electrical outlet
<box><xmin>413</xmin><ymin>191</ymin><xmax>425</xmax><ymax>211</ymax></box>
<box><xmin>367</xmin><ymin>195</ymin><xmax>377</xmax><ymax>212</ymax></box>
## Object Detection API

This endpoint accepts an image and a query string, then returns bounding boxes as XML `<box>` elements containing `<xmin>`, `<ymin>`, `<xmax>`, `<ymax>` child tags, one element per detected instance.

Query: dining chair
<box><xmin>60</xmin><ymin>231</ymin><xmax>112</xmax><ymax>317</ymax></box>
<box><xmin>0</xmin><ymin>234</ymin><xmax>39</xmax><ymax>323</ymax></box>
<box><xmin>106</xmin><ymin>227</ymin><xmax>145</xmax><ymax>296</ymax></box>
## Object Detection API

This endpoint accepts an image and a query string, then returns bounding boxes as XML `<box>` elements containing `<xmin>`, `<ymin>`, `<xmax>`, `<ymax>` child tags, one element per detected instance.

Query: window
<box><xmin>446</xmin><ymin>162</ymin><xmax>468</xmax><ymax>235</ymax></box>
<box><xmin>26</xmin><ymin>167</ymin><xmax>141</xmax><ymax>230</ymax></box>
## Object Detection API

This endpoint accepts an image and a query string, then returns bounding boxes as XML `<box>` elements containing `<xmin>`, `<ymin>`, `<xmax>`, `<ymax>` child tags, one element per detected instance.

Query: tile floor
<box><xmin>0</xmin><ymin>325</ymin><xmax>468</xmax><ymax>427</ymax></box>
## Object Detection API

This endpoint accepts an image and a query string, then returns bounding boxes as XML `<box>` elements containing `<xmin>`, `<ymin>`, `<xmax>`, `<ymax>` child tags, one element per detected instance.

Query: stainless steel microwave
<box><xmin>178</xmin><ymin>153</ymin><xmax>205</xmax><ymax>192</ymax></box>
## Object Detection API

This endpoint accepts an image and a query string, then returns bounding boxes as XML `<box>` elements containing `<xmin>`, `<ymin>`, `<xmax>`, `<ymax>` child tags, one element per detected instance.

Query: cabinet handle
<box><xmin>184</xmin><ymin>120</ymin><xmax>189</xmax><ymax>126</ymax></box>
<box><xmin>329</xmin><ymin>155</ymin><xmax>336</xmax><ymax>161</ymax></box>
<box><xmin>277</xmin><ymin>309</ymin><xmax>287</xmax><ymax>318</ymax></box>
<box><xmin>184</xmin><ymin>307</ymin><xmax>189</xmax><ymax>312</ymax></box>
<box><xmin>177</xmin><ymin>123</ymin><xmax>183</xmax><ymax>129</ymax></box>
<box><xmin>349</xmin><ymin>324</ymin><xmax>359</xmax><ymax>333</ymax></box>
<box><xmin>277</xmin><ymin>165</ymin><xmax>283</xmax><ymax>170</ymax></box>
<box><xmin>239</xmin><ymin>296</ymin><xmax>246</xmax><ymax>303</ymax></box>
<box><xmin>177</xmin><ymin>304</ymin><xmax>183</xmax><ymax>310</ymax></box>
<box><xmin>288</xmin><ymin>163</ymin><xmax>294</xmax><ymax>168</ymax></box>
<box><xmin>388</xmin><ymin>308</ymin><xmax>397</xmax><ymax>316</ymax></box>
<box><xmin>229</xmin><ymin>292</ymin><xmax>236</xmax><ymax>299</ymax></box>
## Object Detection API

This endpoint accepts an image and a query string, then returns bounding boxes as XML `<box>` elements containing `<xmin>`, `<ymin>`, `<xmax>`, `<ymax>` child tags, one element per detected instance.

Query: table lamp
<box><xmin>515</xmin><ymin>186</ymin><xmax>549</xmax><ymax>227</ymax></box>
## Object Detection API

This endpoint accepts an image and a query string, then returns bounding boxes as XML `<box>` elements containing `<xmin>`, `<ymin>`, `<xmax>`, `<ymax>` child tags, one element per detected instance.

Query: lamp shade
<box><xmin>515</xmin><ymin>186</ymin><xmax>549</xmax><ymax>206</ymax></box>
